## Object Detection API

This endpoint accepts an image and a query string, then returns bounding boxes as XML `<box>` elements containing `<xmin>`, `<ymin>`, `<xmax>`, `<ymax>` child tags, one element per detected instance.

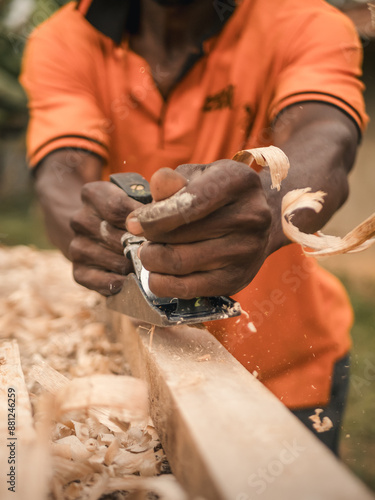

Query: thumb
<box><xmin>149</xmin><ymin>167</ymin><xmax>188</xmax><ymax>202</ymax></box>
<box><xmin>125</xmin><ymin>168</ymin><xmax>188</xmax><ymax>235</ymax></box>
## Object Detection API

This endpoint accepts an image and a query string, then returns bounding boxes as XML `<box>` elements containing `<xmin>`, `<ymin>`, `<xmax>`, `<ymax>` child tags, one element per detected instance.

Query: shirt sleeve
<box><xmin>268</xmin><ymin>6</ymin><xmax>368</xmax><ymax>133</ymax></box>
<box><xmin>20</xmin><ymin>9</ymin><xmax>110</xmax><ymax>168</ymax></box>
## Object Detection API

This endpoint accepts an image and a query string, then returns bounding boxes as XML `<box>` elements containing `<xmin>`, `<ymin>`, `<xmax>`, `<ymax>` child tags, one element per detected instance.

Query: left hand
<box><xmin>126</xmin><ymin>160</ymin><xmax>272</xmax><ymax>299</ymax></box>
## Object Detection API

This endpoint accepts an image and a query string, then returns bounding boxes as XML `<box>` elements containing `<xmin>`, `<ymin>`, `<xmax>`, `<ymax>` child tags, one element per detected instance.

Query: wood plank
<box><xmin>110</xmin><ymin>313</ymin><xmax>375</xmax><ymax>500</ymax></box>
<box><xmin>0</xmin><ymin>341</ymin><xmax>48</xmax><ymax>500</ymax></box>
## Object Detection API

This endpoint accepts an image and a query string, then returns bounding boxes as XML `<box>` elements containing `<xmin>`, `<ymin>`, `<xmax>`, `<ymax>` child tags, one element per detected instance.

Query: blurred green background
<box><xmin>0</xmin><ymin>0</ymin><xmax>374</xmax><ymax>492</ymax></box>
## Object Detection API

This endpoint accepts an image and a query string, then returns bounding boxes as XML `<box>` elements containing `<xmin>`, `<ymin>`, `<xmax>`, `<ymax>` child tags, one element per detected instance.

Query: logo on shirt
<box><xmin>203</xmin><ymin>84</ymin><xmax>234</xmax><ymax>112</ymax></box>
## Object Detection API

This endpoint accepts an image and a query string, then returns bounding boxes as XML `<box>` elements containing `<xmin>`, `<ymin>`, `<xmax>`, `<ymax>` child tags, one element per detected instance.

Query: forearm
<box><xmin>34</xmin><ymin>150</ymin><xmax>103</xmax><ymax>258</ymax></box>
<box><xmin>261</xmin><ymin>103</ymin><xmax>359</xmax><ymax>255</ymax></box>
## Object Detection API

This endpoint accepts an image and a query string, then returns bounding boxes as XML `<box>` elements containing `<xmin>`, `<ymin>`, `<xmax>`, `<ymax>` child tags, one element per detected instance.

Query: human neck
<box><xmin>137</xmin><ymin>0</ymin><xmax>223</xmax><ymax>52</ymax></box>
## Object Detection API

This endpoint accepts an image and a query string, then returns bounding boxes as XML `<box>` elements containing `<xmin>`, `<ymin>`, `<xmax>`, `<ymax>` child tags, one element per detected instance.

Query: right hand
<box><xmin>69</xmin><ymin>181</ymin><xmax>142</xmax><ymax>296</ymax></box>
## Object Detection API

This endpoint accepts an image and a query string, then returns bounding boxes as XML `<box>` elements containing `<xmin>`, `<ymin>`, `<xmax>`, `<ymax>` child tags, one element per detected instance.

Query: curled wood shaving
<box><xmin>281</xmin><ymin>188</ymin><xmax>375</xmax><ymax>256</ymax></box>
<box><xmin>232</xmin><ymin>145</ymin><xmax>290</xmax><ymax>191</ymax></box>
<box><xmin>232</xmin><ymin>147</ymin><xmax>375</xmax><ymax>257</ymax></box>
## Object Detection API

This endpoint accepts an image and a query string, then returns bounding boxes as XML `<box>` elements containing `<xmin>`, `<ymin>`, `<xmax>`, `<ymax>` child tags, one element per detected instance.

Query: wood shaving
<box><xmin>0</xmin><ymin>246</ymin><xmax>187</xmax><ymax>500</ymax></box>
<box><xmin>232</xmin><ymin>145</ymin><xmax>290</xmax><ymax>191</ymax></box>
<box><xmin>281</xmin><ymin>188</ymin><xmax>375</xmax><ymax>256</ymax></box>
<box><xmin>232</xmin><ymin>146</ymin><xmax>375</xmax><ymax>257</ymax></box>
<box><xmin>308</xmin><ymin>408</ymin><xmax>333</xmax><ymax>433</ymax></box>
<box><xmin>0</xmin><ymin>246</ymin><xmax>126</xmax><ymax>382</ymax></box>
<box><xmin>149</xmin><ymin>325</ymin><xmax>155</xmax><ymax>350</ymax></box>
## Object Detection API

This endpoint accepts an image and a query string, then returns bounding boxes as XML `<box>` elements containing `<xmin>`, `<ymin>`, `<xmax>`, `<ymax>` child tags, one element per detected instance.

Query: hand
<box><xmin>126</xmin><ymin>161</ymin><xmax>272</xmax><ymax>299</ymax></box>
<box><xmin>69</xmin><ymin>181</ymin><xmax>142</xmax><ymax>295</ymax></box>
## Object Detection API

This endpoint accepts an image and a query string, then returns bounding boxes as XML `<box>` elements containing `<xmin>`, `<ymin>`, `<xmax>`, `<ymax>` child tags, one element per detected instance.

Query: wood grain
<box><xmin>111</xmin><ymin>313</ymin><xmax>375</xmax><ymax>500</ymax></box>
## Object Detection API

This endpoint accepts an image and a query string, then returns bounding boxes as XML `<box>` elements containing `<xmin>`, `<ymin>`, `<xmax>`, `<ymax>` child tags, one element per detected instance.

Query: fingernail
<box><xmin>126</xmin><ymin>216</ymin><xmax>143</xmax><ymax>235</ymax></box>
<box><xmin>137</xmin><ymin>242</ymin><xmax>145</xmax><ymax>259</ymax></box>
<box><xmin>109</xmin><ymin>279</ymin><xmax>123</xmax><ymax>295</ymax></box>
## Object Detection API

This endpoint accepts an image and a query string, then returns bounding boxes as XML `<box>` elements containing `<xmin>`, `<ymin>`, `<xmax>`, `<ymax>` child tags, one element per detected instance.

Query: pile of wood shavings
<box><xmin>0</xmin><ymin>245</ymin><xmax>125</xmax><ymax>382</ymax></box>
<box><xmin>32</xmin><ymin>368</ymin><xmax>177</xmax><ymax>500</ymax></box>
<box><xmin>0</xmin><ymin>246</ymin><xmax>184</xmax><ymax>500</ymax></box>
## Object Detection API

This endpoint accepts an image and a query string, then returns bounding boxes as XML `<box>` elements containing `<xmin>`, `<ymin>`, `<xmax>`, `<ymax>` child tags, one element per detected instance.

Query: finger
<box><xmin>148</xmin><ymin>268</ymin><xmax>245</xmax><ymax>299</ymax></box>
<box><xmin>175</xmin><ymin>163</ymin><xmax>211</xmax><ymax>181</ymax></box>
<box><xmin>140</xmin><ymin>237</ymin><xmax>251</xmax><ymax>276</ymax></box>
<box><xmin>126</xmin><ymin>168</ymin><xmax>188</xmax><ymax>235</ymax></box>
<box><xmin>73</xmin><ymin>264</ymin><xmax>125</xmax><ymax>296</ymax></box>
<box><xmin>81</xmin><ymin>181</ymin><xmax>142</xmax><ymax>229</ymax></box>
<box><xmin>126</xmin><ymin>160</ymin><xmax>260</xmax><ymax>235</ymax></box>
<box><xmin>133</xmin><ymin>187</ymin><xmax>271</xmax><ymax>244</ymax></box>
<box><xmin>70</xmin><ymin>207</ymin><xmax>125</xmax><ymax>253</ymax></box>
<box><xmin>149</xmin><ymin>168</ymin><xmax>188</xmax><ymax>201</ymax></box>
<box><xmin>69</xmin><ymin>236</ymin><xmax>132</xmax><ymax>275</ymax></box>
<box><xmin>98</xmin><ymin>221</ymin><xmax>126</xmax><ymax>253</ymax></box>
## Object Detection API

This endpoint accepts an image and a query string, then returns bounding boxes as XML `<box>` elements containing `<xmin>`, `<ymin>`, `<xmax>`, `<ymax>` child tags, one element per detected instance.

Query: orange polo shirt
<box><xmin>20</xmin><ymin>0</ymin><xmax>367</xmax><ymax>408</ymax></box>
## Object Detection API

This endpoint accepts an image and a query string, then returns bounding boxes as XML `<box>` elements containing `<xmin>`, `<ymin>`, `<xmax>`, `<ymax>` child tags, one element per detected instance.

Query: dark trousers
<box><xmin>290</xmin><ymin>354</ymin><xmax>350</xmax><ymax>456</ymax></box>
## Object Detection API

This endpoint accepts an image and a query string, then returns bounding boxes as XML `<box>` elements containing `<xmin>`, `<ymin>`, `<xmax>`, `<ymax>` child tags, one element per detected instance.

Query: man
<box><xmin>21</xmin><ymin>0</ymin><xmax>367</xmax><ymax>454</ymax></box>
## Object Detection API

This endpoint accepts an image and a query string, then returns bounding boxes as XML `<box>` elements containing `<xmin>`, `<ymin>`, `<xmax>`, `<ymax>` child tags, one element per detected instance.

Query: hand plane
<box><xmin>106</xmin><ymin>172</ymin><xmax>241</xmax><ymax>327</ymax></box>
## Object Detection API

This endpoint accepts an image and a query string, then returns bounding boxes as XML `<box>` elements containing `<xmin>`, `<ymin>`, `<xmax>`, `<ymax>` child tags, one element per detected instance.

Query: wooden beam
<box><xmin>110</xmin><ymin>313</ymin><xmax>375</xmax><ymax>500</ymax></box>
<box><xmin>0</xmin><ymin>341</ymin><xmax>48</xmax><ymax>500</ymax></box>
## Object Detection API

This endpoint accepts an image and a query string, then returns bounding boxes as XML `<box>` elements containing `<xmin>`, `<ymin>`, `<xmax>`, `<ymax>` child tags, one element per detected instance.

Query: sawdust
<box><xmin>100</xmin><ymin>221</ymin><xmax>111</xmax><ymax>242</ymax></box>
<box><xmin>134</xmin><ymin>189</ymin><xmax>196</xmax><ymax>224</ymax></box>
<box><xmin>0</xmin><ymin>245</ymin><xmax>186</xmax><ymax>500</ymax></box>
<box><xmin>247</xmin><ymin>322</ymin><xmax>257</xmax><ymax>333</ymax></box>
<box><xmin>197</xmin><ymin>354</ymin><xmax>211</xmax><ymax>362</ymax></box>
